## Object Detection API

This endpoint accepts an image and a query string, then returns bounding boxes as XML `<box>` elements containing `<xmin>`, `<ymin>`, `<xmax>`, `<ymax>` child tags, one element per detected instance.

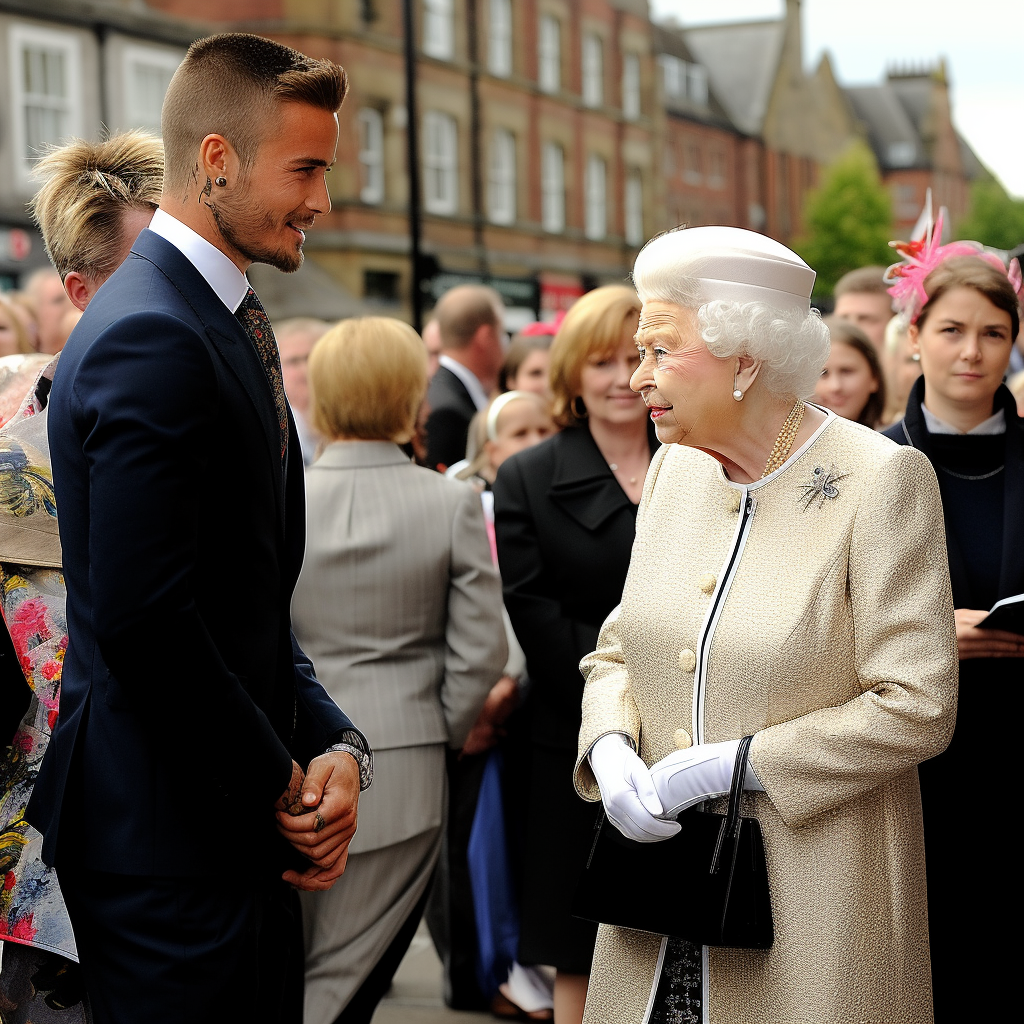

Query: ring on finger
<box><xmin>313</xmin><ymin>810</ymin><xmax>326</xmax><ymax>834</ymax></box>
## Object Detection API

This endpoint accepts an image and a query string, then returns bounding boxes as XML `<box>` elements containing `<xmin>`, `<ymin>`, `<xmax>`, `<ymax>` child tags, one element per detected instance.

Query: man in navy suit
<box><xmin>27</xmin><ymin>33</ymin><xmax>371</xmax><ymax>1024</ymax></box>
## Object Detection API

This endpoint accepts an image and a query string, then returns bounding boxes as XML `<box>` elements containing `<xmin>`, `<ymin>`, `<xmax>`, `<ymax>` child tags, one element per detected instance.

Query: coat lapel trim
<box><xmin>547</xmin><ymin>425</ymin><xmax>655</xmax><ymax>532</ymax></box>
<box><xmin>996</xmin><ymin>388</ymin><xmax>1024</xmax><ymax>598</ymax></box>
<box><xmin>130</xmin><ymin>230</ymin><xmax>286</xmax><ymax>527</ymax></box>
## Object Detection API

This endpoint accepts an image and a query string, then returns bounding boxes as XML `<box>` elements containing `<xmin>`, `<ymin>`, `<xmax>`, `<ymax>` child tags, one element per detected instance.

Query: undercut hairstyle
<box><xmin>833</xmin><ymin>266</ymin><xmax>889</xmax><ymax>298</ymax></box>
<box><xmin>917</xmin><ymin>255</ymin><xmax>1020</xmax><ymax>341</ymax></box>
<box><xmin>822</xmin><ymin>316</ymin><xmax>887</xmax><ymax>428</ymax></box>
<box><xmin>161</xmin><ymin>33</ymin><xmax>348</xmax><ymax>193</ymax></box>
<box><xmin>309</xmin><ymin>317</ymin><xmax>427</xmax><ymax>443</ymax></box>
<box><xmin>28</xmin><ymin>131</ymin><xmax>164</xmax><ymax>280</ymax></box>
<box><xmin>549</xmin><ymin>285</ymin><xmax>641</xmax><ymax>427</ymax></box>
<box><xmin>434</xmin><ymin>285</ymin><xmax>503</xmax><ymax>351</ymax></box>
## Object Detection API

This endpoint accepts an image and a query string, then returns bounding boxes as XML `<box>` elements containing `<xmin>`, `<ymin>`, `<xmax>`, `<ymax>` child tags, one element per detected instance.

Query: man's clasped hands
<box><xmin>274</xmin><ymin>752</ymin><xmax>361</xmax><ymax>891</ymax></box>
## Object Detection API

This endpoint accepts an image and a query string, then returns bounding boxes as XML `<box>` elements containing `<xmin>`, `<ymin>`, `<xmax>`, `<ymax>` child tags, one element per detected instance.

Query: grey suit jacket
<box><xmin>292</xmin><ymin>442</ymin><xmax>506</xmax><ymax>845</ymax></box>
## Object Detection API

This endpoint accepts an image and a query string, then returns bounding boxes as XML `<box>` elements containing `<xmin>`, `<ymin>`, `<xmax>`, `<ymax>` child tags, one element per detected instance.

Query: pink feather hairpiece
<box><xmin>884</xmin><ymin>208</ymin><xmax>1013</xmax><ymax>322</ymax></box>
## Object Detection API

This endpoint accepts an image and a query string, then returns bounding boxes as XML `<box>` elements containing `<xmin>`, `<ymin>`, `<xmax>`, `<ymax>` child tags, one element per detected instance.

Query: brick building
<box><xmin>845</xmin><ymin>63</ymin><xmax>984</xmax><ymax>234</ymax></box>
<box><xmin>0</xmin><ymin>0</ymin><xmax>987</xmax><ymax>319</ymax></box>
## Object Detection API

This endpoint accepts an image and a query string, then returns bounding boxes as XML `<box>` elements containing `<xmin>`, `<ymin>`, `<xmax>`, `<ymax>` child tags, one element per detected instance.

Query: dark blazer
<box><xmin>425</xmin><ymin>363</ymin><xmax>479</xmax><ymax>472</ymax></box>
<box><xmin>27</xmin><ymin>229</ymin><xmax>358</xmax><ymax>875</ymax></box>
<box><xmin>493</xmin><ymin>423</ymin><xmax>660</xmax><ymax>750</ymax></box>
<box><xmin>883</xmin><ymin>376</ymin><xmax>1024</xmax><ymax>608</ymax></box>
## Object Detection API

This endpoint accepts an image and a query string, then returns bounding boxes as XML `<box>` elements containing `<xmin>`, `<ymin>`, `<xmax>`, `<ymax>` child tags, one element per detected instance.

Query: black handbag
<box><xmin>571</xmin><ymin>735</ymin><xmax>774</xmax><ymax>948</ymax></box>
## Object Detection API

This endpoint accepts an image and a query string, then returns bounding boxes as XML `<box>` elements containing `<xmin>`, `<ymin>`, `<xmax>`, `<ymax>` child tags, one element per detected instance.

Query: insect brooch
<box><xmin>799</xmin><ymin>465</ymin><xmax>848</xmax><ymax>509</ymax></box>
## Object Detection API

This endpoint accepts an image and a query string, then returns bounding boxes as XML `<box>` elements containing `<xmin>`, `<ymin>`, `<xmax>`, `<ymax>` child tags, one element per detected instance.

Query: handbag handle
<box><xmin>710</xmin><ymin>734</ymin><xmax>754</xmax><ymax>874</ymax></box>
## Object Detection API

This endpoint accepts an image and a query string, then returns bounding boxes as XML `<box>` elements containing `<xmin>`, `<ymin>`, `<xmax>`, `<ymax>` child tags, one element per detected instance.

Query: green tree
<box><xmin>792</xmin><ymin>142</ymin><xmax>894</xmax><ymax>298</ymax></box>
<box><xmin>955</xmin><ymin>179</ymin><xmax>1024</xmax><ymax>250</ymax></box>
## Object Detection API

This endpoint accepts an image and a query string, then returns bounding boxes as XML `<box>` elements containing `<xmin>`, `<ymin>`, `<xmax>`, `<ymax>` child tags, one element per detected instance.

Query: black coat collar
<box><xmin>548</xmin><ymin>422</ymin><xmax>660</xmax><ymax>532</ymax></box>
<box><xmin>131</xmin><ymin>229</ymin><xmax>287</xmax><ymax>527</ymax></box>
<box><xmin>894</xmin><ymin>375</ymin><xmax>1024</xmax><ymax>602</ymax></box>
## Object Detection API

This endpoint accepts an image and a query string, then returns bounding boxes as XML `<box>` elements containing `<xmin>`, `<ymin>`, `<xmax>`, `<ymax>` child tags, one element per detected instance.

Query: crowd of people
<box><xmin>1</xmin><ymin>28</ymin><xmax>1021</xmax><ymax>1024</ymax></box>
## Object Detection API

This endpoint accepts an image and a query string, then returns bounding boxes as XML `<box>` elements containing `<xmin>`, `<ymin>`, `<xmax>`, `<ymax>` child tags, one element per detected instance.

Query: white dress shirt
<box><xmin>438</xmin><ymin>354</ymin><xmax>488</xmax><ymax>412</ymax></box>
<box><xmin>921</xmin><ymin>404</ymin><xmax>1006</xmax><ymax>436</ymax></box>
<box><xmin>148</xmin><ymin>208</ymin><xmax>251</xmax><ymax>314</ymax></box>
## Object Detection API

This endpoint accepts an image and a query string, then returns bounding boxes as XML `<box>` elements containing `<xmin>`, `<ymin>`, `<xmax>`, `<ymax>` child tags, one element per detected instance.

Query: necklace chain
<box><xmin>762</xmin><ymin>401</ymin><xmax>805</xmax><ymax>478</ymax></box>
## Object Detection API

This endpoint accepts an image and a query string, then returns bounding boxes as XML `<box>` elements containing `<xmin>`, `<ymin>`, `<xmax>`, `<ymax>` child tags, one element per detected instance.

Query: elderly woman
<box><xmin>292</xmin><ymin>317</ymin><xmax>507</xmax><ymax>1024</ymax></box>
<box><xmin>575</xmin><ymin>227</ymin><xmax>958</xmax><ymax>1024</ymax></box>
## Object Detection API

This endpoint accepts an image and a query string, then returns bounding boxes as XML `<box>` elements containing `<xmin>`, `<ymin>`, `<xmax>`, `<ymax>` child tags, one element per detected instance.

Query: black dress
<box><xmin>493</xmin><ymin>423</ymin><xmax>660</xmax><ymax>974</ymax></box>
<box><xmin>884</xmin><ymin>377</ymin><xmax>1024</xmax><ymax>1023</ymax></box>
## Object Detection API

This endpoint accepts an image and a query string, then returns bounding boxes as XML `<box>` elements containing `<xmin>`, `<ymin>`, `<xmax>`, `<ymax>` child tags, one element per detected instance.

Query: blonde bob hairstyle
<box><xmin>309</xmin><ymin>317</ymin><xmax>427</xmax><ymax>444</ymax></box>
<box><xmin>550</xmin><ymin>285</ymin><xmax>641</xmax><ymax>427</ymax></box>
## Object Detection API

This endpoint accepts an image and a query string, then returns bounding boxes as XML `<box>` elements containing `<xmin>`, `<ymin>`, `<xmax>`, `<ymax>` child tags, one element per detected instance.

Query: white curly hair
<box><xmin>632</xmin><ymin>227</ymin><xmax>830</xmax><ymax>400</ymax></box>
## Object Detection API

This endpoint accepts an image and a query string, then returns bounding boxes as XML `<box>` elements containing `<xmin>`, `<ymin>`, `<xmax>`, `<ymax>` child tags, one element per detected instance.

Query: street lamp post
<box><xmin>402</xmin><ymin>0</ymin><xmax>424</xmax><ymax>333</ymax></box>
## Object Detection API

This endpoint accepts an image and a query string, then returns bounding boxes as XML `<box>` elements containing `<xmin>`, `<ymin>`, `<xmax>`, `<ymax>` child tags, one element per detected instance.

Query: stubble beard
<box><xmin>209</xmin><ymin>194</ymin><xmax>304</xmax><ymax>274</ymax></box>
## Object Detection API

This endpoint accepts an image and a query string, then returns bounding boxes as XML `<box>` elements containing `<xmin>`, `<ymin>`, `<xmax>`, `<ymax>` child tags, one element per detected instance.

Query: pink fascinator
<box><xmin>885</xmin><ymin>199</ymin><xmax>1022</xmax><ymax>322</ymax></box>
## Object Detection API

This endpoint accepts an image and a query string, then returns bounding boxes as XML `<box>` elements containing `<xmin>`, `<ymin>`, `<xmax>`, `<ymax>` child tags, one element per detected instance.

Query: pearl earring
<box><xmin>733</xmin><ymin>389</ymin><xmax>744</xmax><ymax>401</ymax></box>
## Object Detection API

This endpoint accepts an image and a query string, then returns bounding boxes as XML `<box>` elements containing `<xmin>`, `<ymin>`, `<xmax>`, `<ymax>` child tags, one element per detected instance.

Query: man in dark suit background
<box><xmin>425</xmin><ymin>284</ymin><xmax>505</xmax><ymax>471</ymax></box>
<box><xmin>27</xmin><ymin>34</ymin><xmax>371</xmax><ymax>1024</ymax></box>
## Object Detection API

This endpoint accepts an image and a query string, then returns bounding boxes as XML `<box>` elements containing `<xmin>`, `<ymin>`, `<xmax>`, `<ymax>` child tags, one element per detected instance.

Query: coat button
<box><xmin>678</xmin><ymin>648</ymin><xmax>696</xmax><ymax>672</ymax></box>
<box><xmin>673</xmin><ymin>728</ymin><xmax>692</xmax><ymax>750</ymax></box>
<box><xmin>698</xmin><ymin>573</ymin><xmax>716</xmax><ymax>594</ymax></box>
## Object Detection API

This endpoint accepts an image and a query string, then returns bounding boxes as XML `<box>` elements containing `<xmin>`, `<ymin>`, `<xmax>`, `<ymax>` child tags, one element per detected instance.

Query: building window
<box><xmin>364</xmin><ymin>269</ymin><xmax>400</xmax><ymax>304</ymax></box>
<box><xmin>888</xmin><ymin>141</ymin><xmax>916</xmax><ymax>167</ymax></box>
<box><xmin>683</xmin><ymin>142</ymin><xmax>702</xmax><ymax>185</ymax></box>
<box><xmin>488</xmin><ymin>0</ymin><xmax>513</xmax><ymax>77</ymax></box>
<box><xmin>659</xmin><ymin>53</ymin><xmax>708</xmax><ymax>107</ymax></box>
<box><xmin>584</xmin><ymin>154</ymin><xmax>606</xmax><ymax>240</ymax></box>
<box><xmin>687</xmin><ymin>65</ymin><xmax>708</xmax><ymax>106</ymax></box>
<box><xmin>122</xmin><ymin>46</ymin><xmax>181</xmax><ymax>134</ymax></box>
<box><xmin>582</xmin><ymin>34</ymin><xmax>603</xmax><ymax>108</ymax></box>
<box><xmin>622</xmin><ymin>52</ymin><xmax>641</xmax><ymax>120</ymax></box>
<box><xmin>541</xmin><ymin>142</ymin><xmax>565</xmax><ymax>232</ymax></box>
<box><xmin>358</xmin><ymin>108</ymin><xmax>385</xmax><ymax>204</ymax></box>
<box><xmin>708</xmin><ymin>149</ymin><xmax>726</xmax><ymax>190</ymax></box>
<box><xmin>423</xmin><ymin>110</ymin><xmax>458</xmax><ymax>215</ymax></box>
<box><xmin>9</xmin><ymin>25</ymin><xmax>82</xmax><ymax>178</ymax></box>
<box><xmin>625</xmin><ymin>171</ymin><xmax>643</xmax><ymax>246</ymax></box>
<box><xmin>893</xmin><ymin>183</ymin><xmax>919</xmax><ymax>220</ymax></box>
<box><xmin>488</xmin><ymin>128</ymin><xmax>516</xmax><ymax>225</ymax></box>
<box><xmin>538</xmin><ymin>15</ymin><xmax>561</xmax><ymax>94</ymax></box>
<box><xmin>423</xmin><ymin>0</ymin><xmax>454</xmax><ymax>60</ymax></box>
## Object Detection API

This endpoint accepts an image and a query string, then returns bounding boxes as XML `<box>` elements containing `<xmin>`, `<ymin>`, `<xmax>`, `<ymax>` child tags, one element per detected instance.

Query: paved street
<box><xmin>372</xmin><ymin>923</ymin><xmax>491</xmax><ymax>1024</ymax></box>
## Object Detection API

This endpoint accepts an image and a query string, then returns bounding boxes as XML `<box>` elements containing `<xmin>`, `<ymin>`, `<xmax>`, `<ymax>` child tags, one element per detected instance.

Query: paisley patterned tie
<box><xmin>235</xmin><ymin>288</ymin><xmax>288</xmax><ymax>465</ymax></box>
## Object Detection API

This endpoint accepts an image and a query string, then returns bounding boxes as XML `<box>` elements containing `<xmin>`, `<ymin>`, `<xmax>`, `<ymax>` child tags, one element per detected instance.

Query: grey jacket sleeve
<box><xmin>441</xmin><ymin>484</ymin><xmax>508</xmax><ymax>748</ymax></box>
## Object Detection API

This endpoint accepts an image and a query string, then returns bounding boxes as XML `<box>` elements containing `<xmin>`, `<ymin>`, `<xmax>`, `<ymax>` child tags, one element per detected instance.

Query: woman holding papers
<box><xmin>883</xmin><ymin>223</ymin><xmax>1024</xmax><ymax>1020</ymax></box>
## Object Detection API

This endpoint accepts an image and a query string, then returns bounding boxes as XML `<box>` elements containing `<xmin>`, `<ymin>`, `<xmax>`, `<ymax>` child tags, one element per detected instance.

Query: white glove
<box><xmin>589</xmin><ymin>734</ymin><xmax>682</xmax><ymax>843</ymax></box>
<box><xmin>649</xmin><ymin>739</ymin><xmax>765</xmax><ymax>818</ymax></box>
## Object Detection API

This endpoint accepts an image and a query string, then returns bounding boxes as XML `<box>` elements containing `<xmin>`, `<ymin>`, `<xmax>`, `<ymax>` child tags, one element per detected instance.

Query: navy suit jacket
<box><xmin>27</xmin><ymin>229</ymin><xmax>358</xmax><ymax>875</ymax></box>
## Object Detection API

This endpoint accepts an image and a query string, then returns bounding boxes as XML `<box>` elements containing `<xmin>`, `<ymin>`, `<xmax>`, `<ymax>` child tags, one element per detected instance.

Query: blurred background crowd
<box><xmin>2</xmin><ymin>2</ymin><xmax>1023</xmax><ymax>1024</ymax></box>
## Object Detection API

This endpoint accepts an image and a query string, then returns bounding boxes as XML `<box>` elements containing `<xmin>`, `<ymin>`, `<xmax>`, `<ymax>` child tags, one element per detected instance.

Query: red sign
<box><xmin>1</xmin><ymin>229</ymin><xmax>32</xmax><ymax>261</ymax></box>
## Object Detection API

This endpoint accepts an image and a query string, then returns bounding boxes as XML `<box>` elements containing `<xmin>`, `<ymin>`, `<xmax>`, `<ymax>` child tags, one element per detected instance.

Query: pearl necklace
<box><xmin>761</xmin><ymin>401</ymin><xmax>805</xmax><ymax>478</ymax></box>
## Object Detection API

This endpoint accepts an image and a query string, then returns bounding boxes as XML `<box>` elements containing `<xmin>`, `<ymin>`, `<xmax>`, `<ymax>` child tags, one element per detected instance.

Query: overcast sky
<box><xmin>650</xmin><ymin>0</ymin><xmax>1024</xmax><ymax>199</ymax></box>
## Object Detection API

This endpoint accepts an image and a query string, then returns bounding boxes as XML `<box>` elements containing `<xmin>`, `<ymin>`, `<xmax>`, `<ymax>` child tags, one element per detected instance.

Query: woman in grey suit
<box><xmin>292</xmin><ymin>317</ymin><xmax>508</xmax><ymax>1024</ymax></box>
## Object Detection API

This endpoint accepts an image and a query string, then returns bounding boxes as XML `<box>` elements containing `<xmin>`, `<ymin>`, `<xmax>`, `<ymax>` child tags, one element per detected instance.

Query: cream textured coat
<box><xmin>574</xmin><ymin>414</ymin><xmax>958</xmax><ymax>1024</ymax></box>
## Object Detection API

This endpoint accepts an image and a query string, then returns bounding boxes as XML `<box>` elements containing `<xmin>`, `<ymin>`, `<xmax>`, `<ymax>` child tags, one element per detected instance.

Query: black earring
<box><xmin>215</xmin><ymin>176</ymin><xmax>227</xmax><ymax>187</ymax></box>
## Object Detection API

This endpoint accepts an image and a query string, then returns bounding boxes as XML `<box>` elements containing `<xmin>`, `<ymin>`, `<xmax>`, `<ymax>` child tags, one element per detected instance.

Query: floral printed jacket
<box><xmin>0</xmin><ymin>357</ymin><xmax>76</xmax><ymax>960</ymax></box>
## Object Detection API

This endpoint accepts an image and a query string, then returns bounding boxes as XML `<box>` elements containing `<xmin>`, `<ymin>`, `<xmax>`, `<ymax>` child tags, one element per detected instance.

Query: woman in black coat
<box><xmin>883</xmin><ymin>248</ymin><xmax>1024</xmax><ymax>1022</ymax></box>
<box><xmin>493</xmin><ymin>286</ymin><xmax>658</xmax><ymax>1024</ymax></box>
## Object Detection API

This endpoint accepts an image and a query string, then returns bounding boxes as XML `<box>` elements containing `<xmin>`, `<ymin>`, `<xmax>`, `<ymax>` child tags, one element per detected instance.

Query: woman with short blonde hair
<box><xmin>309</xmin><ymin>317</ymin><xmax>427</xmax><ymax>444</ymax></box>
<box><xmin>295</xmin><ymin>316</ymin><xmax>508</xmax><ymax>1024</ymax></box>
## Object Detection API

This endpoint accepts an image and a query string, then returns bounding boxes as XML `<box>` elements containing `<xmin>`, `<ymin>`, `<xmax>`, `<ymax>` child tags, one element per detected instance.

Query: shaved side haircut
<box><xmin>435</xmin><ymin>284</ymin><xmax>503</xmax><ymax>351</ymax></box>
<box><xmin>28</xmin><ymin>131</ymin><xmax>164</xmax><ymax>280</ymax></box>
<box><xmin>161</xmin><ymin>32</ymin><xmax>348</xmax><ymax>193</ymax></box>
